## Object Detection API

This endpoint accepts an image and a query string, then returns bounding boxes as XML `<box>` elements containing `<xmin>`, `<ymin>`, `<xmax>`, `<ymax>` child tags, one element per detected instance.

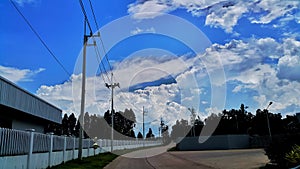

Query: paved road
<box><xmin>104</xmin><ymin>147</ymin><xmax>269</xmax><ymax>169</ymax></box>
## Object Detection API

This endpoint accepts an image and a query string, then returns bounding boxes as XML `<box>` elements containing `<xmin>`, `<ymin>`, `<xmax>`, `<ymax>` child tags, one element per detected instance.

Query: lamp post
<box><xmin>265</xmin><ymin>101</ymin><xmax>273</xmax><ymax>140</ymax></box>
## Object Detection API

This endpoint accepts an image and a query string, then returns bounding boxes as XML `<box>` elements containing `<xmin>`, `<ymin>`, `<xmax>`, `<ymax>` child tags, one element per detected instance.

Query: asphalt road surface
<box><xmin>104</xmin><ymin>145</ymin><xmax>269</xmax><ymax>169</ymax></box>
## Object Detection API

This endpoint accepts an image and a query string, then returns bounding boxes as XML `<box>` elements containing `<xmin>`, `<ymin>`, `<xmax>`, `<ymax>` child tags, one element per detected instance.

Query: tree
<box><xmin>137</xmin><ymin>132</ymin><xmax>143</xmax><ymax>139</ymax></box>
<box><xmin>68</xmin><ymin>113</ymin><xmax>77</xmax><ymax>136</ymax></box>
<box><xmin>171</xmin><ymin>119</ymin><xmax>190</xmax><ymax>140</ymax></box>
<box><xmin>103</xmin><ymin>109</ymin><xmax>137</xmax><ymax>139</ymax></box>
<box><xmin>83</xmin><ymin>112</ymin><xmax>90</xmax><ymax>138</ymax></box>
<box><xmin>194</xmin><ymin>117</ymin><xmax>204</xmax><ymax>136</ymax></box>
<box><xmin>206</xmin><ymin>104</ymin><xmax>253</xmax><ymax>135</ymax></box>
<box><xmin>45</xmin><ymin>123</ymin><xmax>61</xmax><ymax>135</ymax></box>
<box><xmin>74</xmin><ymin>119</ymin><xmax>80</xmax><ymax>137</ymax></box>
<box><xmin>130</xmin><ymin>129</ymin><xmax>136</xmax><ymax>138</ymax></box>
<box><xmin>62</xmin><ymin>113</ymin><xmax>69</xmax><ymax>135</ymax></box>
<box><xmin>89</xmin><ymin>114</ymin><xmax>100</xmax><ymax>138</ymax></box>
<box><xmin>146</xmin><ymin>128</ymin><xmax>154</xmax><ymax>139</ymax></box>
<box><xmin>162</xmin><ymin>125</ymin><xmax>170</xmax><ymax>144</ymax></box>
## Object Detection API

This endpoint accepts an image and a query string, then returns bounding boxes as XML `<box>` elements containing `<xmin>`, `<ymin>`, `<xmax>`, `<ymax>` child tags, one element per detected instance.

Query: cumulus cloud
<box><xmin>37</xmin><ymin>36</ymin><xmax>300</xmax><ymax>131</ymax></box>
<box><xmin>250</xmin><ymin>0</ymin><xmax>299</xmax><ymax>24</ymax></box>
<box><xmin>206</xmin><ymin>37</ymin><xmax>300</xmax><ymax>113</ymax></box>
<box><xmin>37</xmin><ymin>55</ymin><xmax>198</xmax><ymax>130</ymax></box>
<box><xmin>277</xmin><ymin>38</ymin><xmax>300</xmax><ymax>82</ymax></box>
<box><xmin>205</xmin><ymin>1</ymin><xmax>248</xmax><ymax>33</ymax></box>
<box><xmin>128</xmin><ymin>0</ymin><xmax>300</xmax><ymax>33</ymax></box>
<box><xmin>0</xmin><ymin>65</ymin><xmax>45</xmax><ymax>83</ymax></box>
<box><xmin>278</xmin><ymin>56</ymin><xmax>300</xmax><ymax>81</ymax></box>
<box><xmin>128</xmin><ymin>1</ymin><xmax>175</xmax><ymax>19</ymax></box>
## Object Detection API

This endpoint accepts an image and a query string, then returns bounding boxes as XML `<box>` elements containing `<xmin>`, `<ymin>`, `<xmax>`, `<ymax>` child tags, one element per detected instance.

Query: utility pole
<box><xmin>188</xmin><ymin>107</ymin><xmax>196</xmax><ymax>137</ymax></box>
<box><xmin>142</xmin><ymin>106</ymin><xmax>145</xmax><ymax>147</ymax></box>
<box><xmin>158</xmin><ymin>127</ymin><xmax>161</xmax><ymax>138</ymax></box>
<box><xmin>160</xmin><ymin>117</ymin><xmax>164</xmax><ymax>141</ymax></box>
<box><xmin>78</xmin><ymin>19</ymin><xmax>99</xmax><ymax>160</ymax></box>
<box><xmin>105</xmin><ymin>73</ymin><xmax>119</xmax><ymax>152</ymax></box>
<box><xmin>143</xmin><ymin>106</ymin><xmax>145</xmax><ymax>140</ymax></box>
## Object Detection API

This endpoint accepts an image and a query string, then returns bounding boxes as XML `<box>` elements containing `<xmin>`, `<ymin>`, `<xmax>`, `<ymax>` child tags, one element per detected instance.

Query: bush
<box><xmin>285</xmin><ymin>144</ymin><xmax>300</xmax><ymax>167</ymax></box>
<box><xmin>264</xmin><ymin>134</ymin><xmax>300</xmax><ymax>168</ymax></box>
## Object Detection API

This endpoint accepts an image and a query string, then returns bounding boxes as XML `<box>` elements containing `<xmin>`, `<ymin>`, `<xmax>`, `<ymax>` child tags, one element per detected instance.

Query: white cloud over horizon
<box><xmin>36</xmin><ymin>36</ymin><xmax>300</xmax><ymax>132</ymax></box>
<box><xmin>0</xmin><ymin>65</ymin><xmax>45</xmax><ymax>84</ymax></box>
<box><xmin>127</xmin><ymin>0</ymin><xmax>300</xmax><ymax>33</ymax></box>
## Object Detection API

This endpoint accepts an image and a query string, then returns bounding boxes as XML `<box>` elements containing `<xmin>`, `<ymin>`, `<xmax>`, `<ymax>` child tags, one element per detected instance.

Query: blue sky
<box><xmin>1</xmin><ymin>0</ymin><xmax>300</xmax><ymax>136</ymax></box>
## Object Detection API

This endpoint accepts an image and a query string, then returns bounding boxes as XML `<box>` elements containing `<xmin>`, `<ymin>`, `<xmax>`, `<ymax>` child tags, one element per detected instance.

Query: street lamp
<box><xmin>265</xmin><ymin>101</ymin><xmax>273</xmax><ymax>140</ymax></box>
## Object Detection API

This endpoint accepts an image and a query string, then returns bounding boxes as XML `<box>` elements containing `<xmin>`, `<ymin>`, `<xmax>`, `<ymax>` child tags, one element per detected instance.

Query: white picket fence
<box><xmin>0</xmin><ymin>128</ymin><xmax>162</xmax><ymax>169</ymax></box>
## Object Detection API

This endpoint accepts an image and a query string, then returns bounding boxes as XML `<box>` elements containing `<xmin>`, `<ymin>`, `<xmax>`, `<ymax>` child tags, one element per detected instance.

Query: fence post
<box><xmin>48</xmin><ymin>133</ymin><xmax>54</xmax><ymax>168</ymax></box>
<box><xmin>63</xmin><ymin>136</ymin><xmax>66</xmax><ymax>163</ymax></box>
<box><xmin>26</xmin><ymin>129</ymin><xmax>35</xmax><ymax>169</ymax></box>
<box><xmin>87</xmin><ymin>139</ymin><xmax>90</xmax><ymax>156</ymax></box>
<box><xmin>73</xmin><ymin>137</ymin><xmax>76</xmax><ymax>159</ymax></box>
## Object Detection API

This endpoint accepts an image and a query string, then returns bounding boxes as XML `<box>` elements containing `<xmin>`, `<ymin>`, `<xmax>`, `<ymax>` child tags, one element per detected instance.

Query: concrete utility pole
<box><xmin>78</xmin><ymin>31</ymin><xmax>88</xmax><ymax>161</ymax></box>
<box><xmin>105</xmin><ymin>73</ymin><xmax>119</xmax><ymax>152</ymax></box>
<box><xmin>188</xmin><ymin>108</ymin><xmax>196</xmax><ymax>137</ymax></box>
<box><xmin>79</xmin><ymin>19</ymin><xmax>99</xmax><ymax>160</ymax></box>
<box><xmin>143</xmin><ymin>106</ymin><xmax>145</xmax><ymax>139</ymax></box>
<box><xmin>142</xmin><ymin>106</ymin><xmax>146</xmax><ymax>147</ymax></box>
<box><xmin>160</xmin><ymin>117</ymin><xmax>164</xmax><ymax>138</ymax></box>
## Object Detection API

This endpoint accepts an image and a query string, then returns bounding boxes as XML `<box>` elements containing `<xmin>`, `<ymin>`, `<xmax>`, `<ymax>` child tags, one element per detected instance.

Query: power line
<box><xmin>79</xmin><ymin>0</ymin><xmax>93</xmax><ymax>35</ymax></box>
<box><xmin>93</xmin><ymin>46</ymin><xmax>107</xmax><ymax>83</ymax></box>
<box><xmin>88</xmin><ymin>0</ymin><xmax>99</xmax><ymax>30</ymax></box>
<box><xmin>81</xmin><ymin>0</ymin><xmax>139</xmax><ymax>113</ymax></box>
<box><xmin>86</xmin><ymin>0</ymin><xmax>113</xmax><ymax>81</ymax></box>
<box><xmin>93</xmin><ymin>42</ymin><xmax>111</xmax><ymax>83</ymax></box>
<box><xmin>10</xmin><ymin>0</ymin><xmax>71</xmax><ymax>77</ymax></box>
<box><xmin>99</xmin><ymin>36</ymin><xmax>113</xmax><ymax>73</ymax></box>
<box><xmin>80</xmin><ymin>0</ymin><xmax>112</xmax><ymax>83</ymax></box>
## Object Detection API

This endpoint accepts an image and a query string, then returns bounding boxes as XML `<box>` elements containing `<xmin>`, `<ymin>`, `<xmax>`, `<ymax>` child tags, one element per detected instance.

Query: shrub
<box><xmin>285</xmin><ymin>144</ymin><xmax>300</xmax><ymax>167</ymax></box>
<box><xmin>264</xmin><ymin>134</ymin><xmax>300</xmax><ymax>168</ymax></box>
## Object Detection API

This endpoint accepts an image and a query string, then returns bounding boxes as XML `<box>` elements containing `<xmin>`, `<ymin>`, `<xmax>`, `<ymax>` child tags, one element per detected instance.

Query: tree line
<box><xmin>45</xmin><ymin>108</ymin><xmax>160</xmax><ymax>140</ymax></box>
<box><xmin>171</xmin><ymin>104</ymin><xmax>300</xmax><ymax>140</ymax></box>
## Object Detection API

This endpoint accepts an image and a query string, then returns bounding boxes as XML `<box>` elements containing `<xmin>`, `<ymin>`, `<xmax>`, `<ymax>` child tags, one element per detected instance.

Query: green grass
<box><xmin>49</xmin><ymin>152</ymin><xmax>118</xmax><ymax>169</ymax></box>
<box><xmin>49</xmin><ymin>145</ymin><xmax>164</xmax><ymax>169</ymax></box>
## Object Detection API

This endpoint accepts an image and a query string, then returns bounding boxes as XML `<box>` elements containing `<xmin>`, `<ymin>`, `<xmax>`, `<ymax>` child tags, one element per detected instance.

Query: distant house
<box><xmin>0</xmin><ymin>76</ymin><xmax>62</xmax><ymax>133</ymax></box>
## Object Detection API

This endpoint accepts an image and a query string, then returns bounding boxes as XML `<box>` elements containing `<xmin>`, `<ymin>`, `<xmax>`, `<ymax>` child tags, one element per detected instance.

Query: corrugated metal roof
<box><xmin>0</xmin><ymin>76</ymin><xmax>62</xmax><ymax>124</ymax></box>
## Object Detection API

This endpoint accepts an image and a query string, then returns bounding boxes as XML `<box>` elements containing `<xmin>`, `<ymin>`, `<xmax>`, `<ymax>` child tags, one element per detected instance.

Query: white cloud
<box><xmin>277</xmin><ymin>38</ymin><xmax>300</xmax><ymax>82</ymax></box>
<box><xmin>250</xmin><ymin>0</ymin><xmax>299</xmax><ymax>24</ymax></box>
<box><xmin>131</xmin><ymin>27</ymin><xmax>156</xmax><ymax>35</ymax></box>
<box><xmin>128</xmin><ymin>1</ymin><xmax>174</xmax><ymax>19</ymax></box>
<box><xmin>37</xmin><ymin>37</ymin><xmax>300</xmax><ymax>131</ymax></box>
<box><xmin>211</xmin><ymin>38</ymin><xmax>300</xmax><ymax>113</ymax></box>
<box><xmin>128</xmin><ymin>0</ymin><xmax>300</xmax><ymax>33</ymax></box>
<box><xmin>0</xmin><ymin>65</ymin><xmax>45</xmax><ymax>83</ymax></box>
<box><xmin>230</xmin><ymin>64</ymin><xmax>275</xmax><ymax>85</ymax></box>
<box><xmin>278</xmin><ymin>55</ymin><xmax>300</xmax><ymax>82</ymax></box>
<box><xmin>205</xmin><ymin>2</ymin><xmax>248</xmax><ymax>33</ymax></box>
<box><xmin>113</xmin><ymin>55</ymin><xmax>192</xmax><ymax>90</ymax></box>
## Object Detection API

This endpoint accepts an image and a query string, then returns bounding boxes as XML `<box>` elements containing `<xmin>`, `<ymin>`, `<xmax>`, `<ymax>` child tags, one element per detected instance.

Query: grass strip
<box><xmin>49</xmin><ymin>152</ymin><xmax>118</xmax><ymax>169</ymax></box>
<box><xmin>49</xmin><ymin>145</ymin><xmax>164</xmax><ymax>169</ymax></box>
